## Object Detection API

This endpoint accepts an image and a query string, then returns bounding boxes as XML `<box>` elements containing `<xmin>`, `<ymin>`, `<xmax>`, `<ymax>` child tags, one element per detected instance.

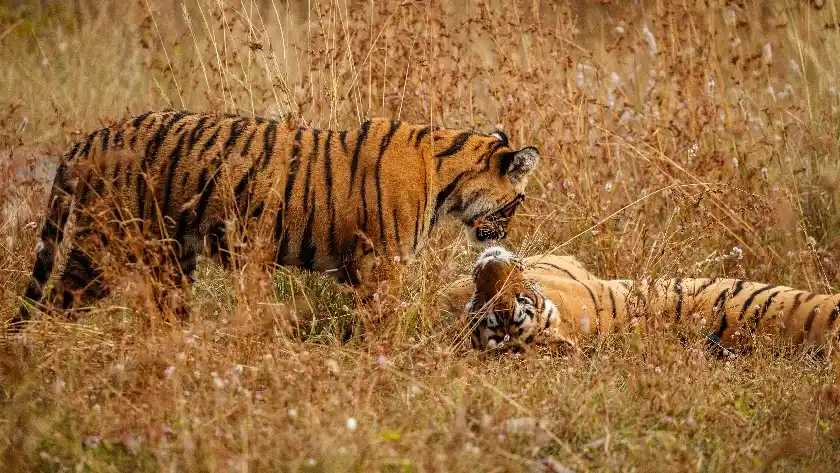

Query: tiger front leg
<box><xmin>343</xmin><ymin>231</ymin><xmax>409</xmax><ymax>320</ymax></box>
<box><xmin>344</xmin><ymin>231</ymin><xmax>387</xmax><ymax>301</ymax></box>
<box><xmin>141</xmin><ymin>245</ymin><xmax>198</xmax><ymax>325</ymax></box>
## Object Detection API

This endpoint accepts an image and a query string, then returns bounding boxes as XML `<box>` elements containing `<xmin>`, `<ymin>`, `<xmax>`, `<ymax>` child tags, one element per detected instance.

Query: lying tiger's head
<box><xmin>429</xmin><ymin>129</ymin><xmax>539</xmax><ymax>244</ymax></box>
<box><xmin>466</xmin><ymin>246</ymin><xmax>558</xmax><ymax>350</ymax></box>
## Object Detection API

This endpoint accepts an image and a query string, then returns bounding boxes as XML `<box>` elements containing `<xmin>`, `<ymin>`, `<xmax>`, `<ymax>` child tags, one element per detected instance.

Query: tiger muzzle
<box><xmin>472</xmin><ymin>193</ymin><xmax>525</xmax><ymax>242</ymax></box>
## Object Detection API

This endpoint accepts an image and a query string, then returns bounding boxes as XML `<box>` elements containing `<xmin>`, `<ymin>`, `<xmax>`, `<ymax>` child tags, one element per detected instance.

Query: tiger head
<box><xmin>466</xmin><ymin>246</ymin><xmax>559</xmax><ymax>350</ymax></box>
<box><xmin>430</xmin><ymin>129</ymin><xmax>539</xmax><ymax>244</ymax></box>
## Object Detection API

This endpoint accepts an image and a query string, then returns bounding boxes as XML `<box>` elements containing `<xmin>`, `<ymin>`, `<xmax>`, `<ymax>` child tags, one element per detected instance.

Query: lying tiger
<box><xmin>11</xmin><ymin>111</ymin><xmax>539</xmax><ymax>330</ymax></box>
<box><xmin>444</xmin><ymin>246</ymin><xmax>840</xmax><ymax>353</ymax></box>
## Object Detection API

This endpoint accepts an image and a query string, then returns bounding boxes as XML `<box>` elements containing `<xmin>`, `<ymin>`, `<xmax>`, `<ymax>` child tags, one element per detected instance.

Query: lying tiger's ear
<box><xmin>501</xmin><ymin>147</ymin><xmax>540</xmax><ymax>185</ymax></box>
<box><xmin>472</xmin><ymin>246</ymin><xmax>522</xmax><ymax>280</ymax></box>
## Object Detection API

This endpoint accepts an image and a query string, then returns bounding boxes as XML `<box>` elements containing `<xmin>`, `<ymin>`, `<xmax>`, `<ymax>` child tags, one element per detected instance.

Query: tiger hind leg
<box><xmin>46</xmin><ymin>246</ymin><xmax>109</xmax><ymax>318</ymax></box>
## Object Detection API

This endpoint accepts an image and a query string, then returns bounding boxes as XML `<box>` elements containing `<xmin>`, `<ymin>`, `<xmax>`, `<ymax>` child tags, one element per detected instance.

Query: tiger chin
<box><xmin>11</xmin><ymin>111</ymin><xmax>539</xmax><ymax>331</ymax></box>
<box><xmin>447</xmin><ymin>246</ymin><xmax>840</xmax><ymax>356</ymax></box>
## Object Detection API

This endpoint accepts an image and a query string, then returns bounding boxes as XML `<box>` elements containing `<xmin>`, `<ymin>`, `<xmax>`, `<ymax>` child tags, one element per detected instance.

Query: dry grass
<box><xmin>2</xmin><ymin>0</ymin><xmax>840</xmax><ymax>471</ymax></box>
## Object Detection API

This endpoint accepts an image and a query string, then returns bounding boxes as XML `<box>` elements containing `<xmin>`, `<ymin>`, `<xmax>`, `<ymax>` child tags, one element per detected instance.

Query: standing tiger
<box><xmin>11</xmin><ymin>111</ymin><xmax>539</xmax><ymax>330</ymax></box>
<box><xmin>444</xmin><ymin>246</ymin><xmax>840</xmax><ymax>354</ymax></box>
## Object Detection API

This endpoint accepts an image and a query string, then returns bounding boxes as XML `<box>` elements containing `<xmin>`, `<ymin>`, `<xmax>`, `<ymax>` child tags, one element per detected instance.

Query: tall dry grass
<box><xmin>1</xmin><ymin>0</ymin><xmax>840</xmax><ymax>471</ymax></box>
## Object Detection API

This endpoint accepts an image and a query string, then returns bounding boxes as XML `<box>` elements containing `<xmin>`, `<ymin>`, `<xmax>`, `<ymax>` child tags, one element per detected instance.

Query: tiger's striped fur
<box><xmin>444</xmin><ymin>247</ymin><xmax>840</xmax><ymax>353</ymax></box>
<box><xmin>12</xmin><ymin>111</ymin><xmax>539</xmax><ymax>329</ymax></box>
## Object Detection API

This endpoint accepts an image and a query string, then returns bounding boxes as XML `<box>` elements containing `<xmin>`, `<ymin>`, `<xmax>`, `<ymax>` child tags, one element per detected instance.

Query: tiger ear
<box><xmin>490</xmin><ymin>130</ymin><xmax>509</xmax><ymax>147</ymax></box>
<box><xmin>501</xmin><ymin>147</ymin><xmax>540</xmax><ymax>185</ymax></box>
<box><xmin>472</xmin><ymin>245</ymin><xmax>521</xmax><ymax>280</ymax></box>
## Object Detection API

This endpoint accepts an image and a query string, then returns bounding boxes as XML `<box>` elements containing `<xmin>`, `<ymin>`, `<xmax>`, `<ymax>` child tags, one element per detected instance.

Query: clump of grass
<box><xmin>274</xmin><ymin>266</ymin><xmax>356</xmax><ymax>342</ymax></box>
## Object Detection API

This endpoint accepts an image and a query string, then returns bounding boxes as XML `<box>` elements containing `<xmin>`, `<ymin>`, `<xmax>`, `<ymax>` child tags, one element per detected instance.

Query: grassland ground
<box><xmin>2</xmin><ymin>1</ymin><xmax>840</xmax><ymax>471</ymax></box>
